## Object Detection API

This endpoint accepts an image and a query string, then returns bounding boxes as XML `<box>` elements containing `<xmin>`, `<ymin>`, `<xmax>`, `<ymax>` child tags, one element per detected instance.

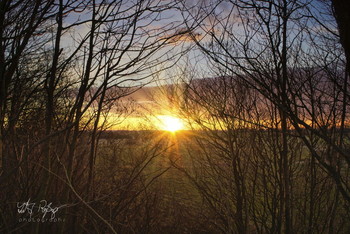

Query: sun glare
<box><xmin>158</xmin><ymin>115</ymin><xmax>184</xmax><ymax>132</ymax></box>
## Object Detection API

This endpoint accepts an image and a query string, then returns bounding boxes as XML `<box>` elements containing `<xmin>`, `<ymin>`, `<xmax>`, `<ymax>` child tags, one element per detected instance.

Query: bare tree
<box><xmin>0</xmin><ymin>0</ymin><xmax>189</xmax><ymax>232</ymax></box>
<box><xmin>177</xmin><ymin>0</ymin><xmax>350</xmax><ymax>232</ymax></box>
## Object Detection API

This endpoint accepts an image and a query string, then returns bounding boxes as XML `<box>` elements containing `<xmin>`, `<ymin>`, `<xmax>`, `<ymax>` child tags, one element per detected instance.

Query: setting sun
<box><xmin>158</xmin><ymin>115</ymin><xmax>184</xmax><ymax>132</ymax></box>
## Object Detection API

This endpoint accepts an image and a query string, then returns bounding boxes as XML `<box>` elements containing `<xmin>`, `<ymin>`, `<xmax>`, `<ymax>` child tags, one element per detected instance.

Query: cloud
<box><xmin>161</xmin><ymin>27</ymin><xmax>202</xmax><ymax>44</ymax></box>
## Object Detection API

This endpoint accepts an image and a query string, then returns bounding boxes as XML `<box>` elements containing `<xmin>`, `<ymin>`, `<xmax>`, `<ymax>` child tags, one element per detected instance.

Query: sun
<box><xmin>158</xmin><ymin>115</ymin><xmax>184</xmax><ymax>132</ymax></box>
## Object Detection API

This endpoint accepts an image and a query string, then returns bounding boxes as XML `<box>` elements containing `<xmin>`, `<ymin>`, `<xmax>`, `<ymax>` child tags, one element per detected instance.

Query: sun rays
<box><xmin>157</xmin><ymin>115</ymin><xmax>185</xmax><ymax>132</ymax></box>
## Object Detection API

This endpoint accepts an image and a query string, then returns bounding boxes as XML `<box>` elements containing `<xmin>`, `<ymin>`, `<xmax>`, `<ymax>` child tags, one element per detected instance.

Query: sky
<box><xmin>56</xmin><ymin>0</ymin><xmax>339</xmax><ymax>131</ymax></box>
